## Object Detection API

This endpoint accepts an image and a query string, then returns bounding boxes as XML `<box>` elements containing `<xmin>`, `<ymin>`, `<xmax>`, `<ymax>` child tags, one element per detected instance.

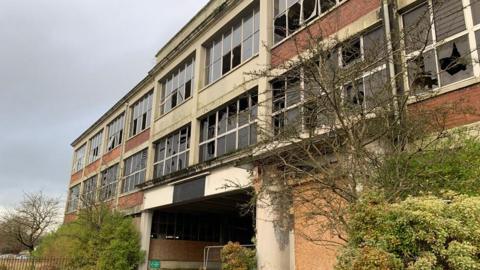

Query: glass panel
<box><xmin>288</xmin><ymin>3</ymin><xmax>301</xmax><ymax>34</ymax></box>
<box><xmin>217</xmin><ymin>136</ymin><xmax>226</xmax><ymax>157</ymax></box>
<box><xmin>403</xmin><ymin>3</ymin><xmax>433</xmax><ymax>53</ymax></box>
<box><xmin>342</xmin><ymin>38</ymin><xmax>361</xmax><ymax>66</ymax></box>
<box><xmin>238</xmin><ymin>126</ymin><xmax>249</xmax><ymax>149</ymax></box>
<box><xmin>275</xmin><ymin>0</ymin><xmax>287</xmax><ymax>16</ymax></box>
<box><xmin>218</xmin><ymin>108</ymin><xmax>228</xmax><ymax>135</ymax></box>
<box><xmin>473</xmin><ymin>0</ymin><xmax>480</xmax><ymax>26</ymax></box>
<box><xmin>242</xmin><ymin>36</ymin><xmax>253</xmax><ymax>61</ymax></box>
<box><xmin>226</xmin><ymin>132</ymin><xmax>236</xmax><ymax>153</ymax></box>
<box><xmin>408</xmin><ymin>50</ymin><xmax>439</xmax><ymax>94</ymax></box>
<box><xmin>437</xmin><ymin>35</ymin><xmax>473</xmax><ymax>86</ymax></box>
<box><xmin>239</xmin><ymin>96</ymin><xmax>249</xmax><ymax>126</ymax></box>
<box><xmin>433</xmin><ymin>0</ymin><xmax>466</xmax><ymax>41</ymax></box>
<box><xmin>320</xmin><ymin>0</ymin><xmax>336</xmax><ymax>13</ymax></box>
<box><xmin>274</xmin><ymin>14</ymin><xmax>287</xmax><ymax>43</ymax></box>
<box><xmin>303</xmin><ymin>0</ymin><xmax>317</xmax><ymax>22</ymax></box>
<box><xmin>227</xmin><ymin>103</ymin><xmax>237</xmax><ymax>131</ymax></box>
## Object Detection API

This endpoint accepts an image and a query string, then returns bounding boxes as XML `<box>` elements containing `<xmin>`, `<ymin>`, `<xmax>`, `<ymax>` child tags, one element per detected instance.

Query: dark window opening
<box><xmin>288</xmin><ymin>3</ymin><xmax>302</xmax><ymax>35</ymax></box>
<box><xmin>303</xmin><ymin>0</ymin><xmax>317</xmax><ymax>22</ymax></box>
<box><xmin>342</xmin><ymin>38</ymin><xmax>361</xmax><ymax>66</ymax></box>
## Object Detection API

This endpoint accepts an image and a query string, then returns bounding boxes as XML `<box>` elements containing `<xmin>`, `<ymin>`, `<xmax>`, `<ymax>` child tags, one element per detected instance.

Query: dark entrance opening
<box><xmin>148</xmin><ymin>190</ymin><xmax>254</xmax><ymax>269</ymax></box>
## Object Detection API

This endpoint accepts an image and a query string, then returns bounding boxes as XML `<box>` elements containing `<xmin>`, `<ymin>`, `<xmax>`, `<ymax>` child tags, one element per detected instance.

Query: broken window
<box><xmin>161</xmin><ymin>58</ymin><xmax>195</xmax><ymax>114</ymax></box>
<box><xmin>67</xmin><ymin>185</ymin><xmax>80</xmax><ymax>213</ymax></box>
<box><xmin>82</xmin><ymin>175</ymin><xmax>97</xmax><ymax>205</ymax></box>
<box><xmin>274</xmin><ymin>0</ymin><xmax>341</xmax><ymax>44</ymax></box>
<box><xmin>72</xmin><ymin>144</ymin><xmax>86</xmax><ymax>173</ymax></box>
<box><xmin>341</xmin><ymin>38</ymin><xmax>361</xmax><ymax>66</ymax></box>
<box><xmin>199</xmin><ymin>89</ymin><xmax>258</xmax><ymax>162</ymax></box>
<box><xmin>107</xmin><ymin>114</ymin><xmax>124</xmax><ymax>152</ymax></box>
<box><xmin>271</xmin><ymin>74</ymin><xmax>304</xmax><ymax>134</ymax></box>
<box><xmin>122</xmin><ymin>149</ymin><xmax>148</xmax><ymax>193</ymax></box>
<box><xmin>433</xmin><ymin>0</ymin><xmax>466</xmax><ymax>42</ymax></box>
<box><xmin>88</xmin><ymin>131</ymin><xmax>103</xmax><ymax>164</ymax></box>
<box><xmin>437</xmin><ymin>36</ymin><xmax>473</xmax><ymax>86</ymax></box>
<box><xmin>99</xmin><ymin>164</ymin><xmax>118</xmax><ymax>201</ymax></box>
<box><xmin>205</xmin><ymin>7</ymin><xmax>259</xmax><ymax>85</ymax></box>
<box><xmin>402</xmin><ymin>2</ymin><xmax>474</xmax><ymax>91</ymax></box>
<box><xmin>154</xmin><ymin>125</ymin><xmax>191</xmax><ymax>179</ymax></box>
<box><xmin>407</xmin><ymin>50</ymin><xmax>439</xmax><ymax>94</ymax></box>
<box><xmin>130</xmin><ymin>91</ymin><xmax>153</xmax><ymax>137</ymax></box>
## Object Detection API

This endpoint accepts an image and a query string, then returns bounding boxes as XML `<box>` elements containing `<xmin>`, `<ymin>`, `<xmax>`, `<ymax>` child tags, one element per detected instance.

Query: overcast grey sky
<box><xmin>0</xmin><ymin>0</ymin><xmax>209</xmax><ymax>210</ymax></box>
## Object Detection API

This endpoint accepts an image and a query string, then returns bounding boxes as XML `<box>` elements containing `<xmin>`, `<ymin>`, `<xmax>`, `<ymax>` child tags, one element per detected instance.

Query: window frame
<box><xmin>87</xmin><ymin>131</ymin><xmax>103</xmax><ymax>164</ymax></box>
<box><xmin>199</xmin><ymin>89</ymin><xmax>258</xmax><ymax>162</ymax></box>
<box><xmin>67</xmin><ymin>184</ymin><xmax>80</xmax><ymax>213</ymax></box>
<box><xmin>122</xmin><ymin>149</ymin><xmax>148</xmax><ymax>194</ymax></box>
<box><xmin>82</xmin><ymin>175</ymin><xmax>98</xmax><ymax>205</ymax></box>
<box><xmin>205</xmin><ymin>7</ymin><xmax>260</xmax><ymax>86</ymax></box>
<box><xmin>106</xmin><ymin>114</ymin><xmax>125</xmax><ymax>152</ymax></box>
<box><xmin>160</xmin><ymin>58</ymin><xmax>196</xmax><ymax>115</ymax></box>
<box><xmin>400</xmin><ymin>0</ymin><xmax>479</xmax><ymax>94</ymax></box>
<box><xmin>130</xmin><ymin>91</ymin><xmax>153</xmax><ymax>137</ymax></box>
<box><xmin>99</xmin><ymin>164</ymin><xmax>119</xmax><ymax>201</ymax></box>
<box><xmin>72</xmin><ymin>144</ymin><xmax>86</xmax><ymax>173</ymax></box>
<box><xmin>153</xmin><ymin>125</ymin><xmax>191</xmax><ymax>179</ymax></box>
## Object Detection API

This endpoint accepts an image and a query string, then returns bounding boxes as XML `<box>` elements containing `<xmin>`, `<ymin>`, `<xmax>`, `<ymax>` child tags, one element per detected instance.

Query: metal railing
<box><xmin>0</xmin><ymin>257</ymin><xmax>71</xmax><ymax>270</ymax></box>
<box><xmin>202</xmin><ymin>244</ymin><xmax>255</xmax><ymax>270</ymax></box>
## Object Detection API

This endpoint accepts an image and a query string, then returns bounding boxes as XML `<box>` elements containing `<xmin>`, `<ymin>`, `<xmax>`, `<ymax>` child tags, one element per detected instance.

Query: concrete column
<box><xmin>256</xmin><ymin>193</ymin><xmax>292</xmax><ymax>270</ymax></box>
<box><xmin>138</xmin><ymin>210</ymin><xmax>153</xmax><ymax>270</ymax></box>
<box><xmin>189</xmin><ymin>44</ymin><xmax>205</xmax><ymax>165</ymax></box>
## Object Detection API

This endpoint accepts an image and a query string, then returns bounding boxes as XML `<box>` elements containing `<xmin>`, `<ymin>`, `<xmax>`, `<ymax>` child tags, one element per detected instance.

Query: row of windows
<box><xmin>274</xmin><ymin>0</ymin><xmax>344</xmax><ymax>44</ymax></box>
<box><xmin>72</xmin><ymin>92</ymin><xmax>153</xmax><ymax>173</ymax></box>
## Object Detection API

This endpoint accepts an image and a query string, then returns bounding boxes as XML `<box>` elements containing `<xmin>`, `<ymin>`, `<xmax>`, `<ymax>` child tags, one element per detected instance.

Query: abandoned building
<box><xmin>65</xmin><ymin>0</ymin><xmax>480</xmax><ymax>269</ymax></box>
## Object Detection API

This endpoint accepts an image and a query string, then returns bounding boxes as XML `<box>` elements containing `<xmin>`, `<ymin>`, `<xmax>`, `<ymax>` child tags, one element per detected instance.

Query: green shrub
<box><xmin>35</xmin><ymin>205</ymin><xmax>144</xmax><ymax>270</ymax></box>
<box><xmin>221</xmin><ymin>242</ymin><xmax>256</xmax><ymax>270</ymax></box>
<box><xmin>336</xmin><ymin>193</ymin><xmax>480</xmax><ymax>270</ymax></box>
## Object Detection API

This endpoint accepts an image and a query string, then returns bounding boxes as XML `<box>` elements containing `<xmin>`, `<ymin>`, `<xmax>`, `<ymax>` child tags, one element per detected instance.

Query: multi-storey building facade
<box><xmin>65</xmin><ymin>0</ymin><xmax>480</xmax><ymax>269</ymax></box>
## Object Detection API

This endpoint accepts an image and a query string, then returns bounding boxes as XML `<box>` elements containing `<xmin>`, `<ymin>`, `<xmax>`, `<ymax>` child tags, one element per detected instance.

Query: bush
<box><xmin>336</xmin><ymin>193</ymin><xmax>480</xmax><ymax>270</ymax></box>
<box><xmin>35</xmin><ymin>205</ymin><xmax>144</xmax><ymax>270</ymax></box>
<box><xmin>221</xmin><ymin>242</ymin><xmax>256</xmax><ymax>270</ymax></box>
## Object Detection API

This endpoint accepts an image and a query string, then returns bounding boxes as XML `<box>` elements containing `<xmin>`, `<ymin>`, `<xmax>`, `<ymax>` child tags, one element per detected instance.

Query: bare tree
<box><xmin>246</xmin><ymin>0</ymin><xmax>479</xmax><ymax>249</ymax></box>
<box><xmin>0</xmin><ymin>192</ymin><xmax>60</xmax><ymax>252</ymax></box>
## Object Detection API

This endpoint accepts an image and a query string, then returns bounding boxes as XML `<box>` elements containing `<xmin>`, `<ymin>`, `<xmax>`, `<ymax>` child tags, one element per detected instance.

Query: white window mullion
<box><xmin>465</xmin><ymin>0</ymin><xmax>480</xmax><ymax>76</ymax></box>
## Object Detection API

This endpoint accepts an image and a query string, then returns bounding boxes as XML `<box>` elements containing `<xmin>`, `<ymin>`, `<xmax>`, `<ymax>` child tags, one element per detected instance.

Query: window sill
<box><xmin>407</xmin><ymin>76</ymin><xmax>480</xmax><ymax>105</ymax></box>
<box><xmin>271</xmin><ymin>0</ymin><xmax>350</xmax><ymax>50</ymax></box>
<box><xmin>155</xmin><ymin>96</ymin><xmax>194</xmax><ymax>122</ymax></box>
<box><xmin>199</xmin><ymin>53</ymin><xmax>259</xmax><ymax>93</ymax></box>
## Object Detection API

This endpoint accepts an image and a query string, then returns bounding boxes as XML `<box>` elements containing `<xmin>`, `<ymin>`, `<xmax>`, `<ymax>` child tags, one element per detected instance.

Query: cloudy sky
<box><xmin>0</xmin><ymin>0</ymin><xmax>209</xmax><ymax>211</ymax></box>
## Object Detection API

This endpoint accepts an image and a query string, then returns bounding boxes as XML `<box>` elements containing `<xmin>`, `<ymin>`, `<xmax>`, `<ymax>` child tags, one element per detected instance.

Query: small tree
<box><xmin>35</xmin><ymin>204</ymin><xmax>144</xmax><ymax>270</ymax></box>
<box><xmin>0</xmin><ymin>192</ymin><xmax>60</xmax><ymax>252</ymax></box>
<box><xmin>336</xmin><ymin>193</ymin><xmax>480</xmax><ymax>270</ymax></box>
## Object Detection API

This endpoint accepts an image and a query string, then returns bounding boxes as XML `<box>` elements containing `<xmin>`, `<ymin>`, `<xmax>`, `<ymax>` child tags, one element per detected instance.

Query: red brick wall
<box><xmin>409</xmin><ymin>84</ymin><xmax>480</xmax><ymax>129</ymax></box>
<box><xmin>70</xmin><ymin>170</ymin><xmax>83</xmax><ymax>185</ymax></box>
<box><xmin>149</xmin><ymin>239</ymin><xmax>220</xmax><ymax>262</ymax></box>
<box><xmin>125</xmin><ymin>128</ymin><xmax>150</xmax><ymax>152</ymax></box>
<box><xmin>102</xmin><ymin>146</ymin><xmax>122</xmax><ymax>165</ymax></box>
<box><xmin>117</xmin><ymin>191</ymin><xmax>144</xmax><ymax>210</ymax></box>
<box><xmin>271</xmin><ymin>0</ymin><xmax>380</xmax><ymax>67</ymax></box>
<box><xmin>84</xmin><ymin>159</ymin><xmax>101</xmax><ymax>177</ymax></box>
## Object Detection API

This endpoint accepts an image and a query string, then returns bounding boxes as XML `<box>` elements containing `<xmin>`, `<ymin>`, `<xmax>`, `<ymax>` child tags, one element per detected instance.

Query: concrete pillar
<box><xmin>256</xmin><ymin>194</ymin><xmax>292</xmax><ymax>270</ymax></box>
<box><xmin>138</xmin><ymin>210</ymin><xmax>153</xmax><ymax>270</ymax></box>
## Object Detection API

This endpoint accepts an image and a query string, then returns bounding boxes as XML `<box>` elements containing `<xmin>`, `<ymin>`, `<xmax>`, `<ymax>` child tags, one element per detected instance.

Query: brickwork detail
<box><xmin>102</xmin><ymin>146</ymin><xmax>122</xmax><ymax>165</ymax></box>
<box><xmin>125</xmin><ymin>128</ymin><xmax>150</xmax><ymax>153</ymax></box>
<box><xmin>117</xmin><ymin>191</ymin><xmax>144</xmax><ymax>210</ymax></box>
<box><xmin>409</xmin><ymin>84</ymin><xmax>480</xmax><ymax>129</ymax></box>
